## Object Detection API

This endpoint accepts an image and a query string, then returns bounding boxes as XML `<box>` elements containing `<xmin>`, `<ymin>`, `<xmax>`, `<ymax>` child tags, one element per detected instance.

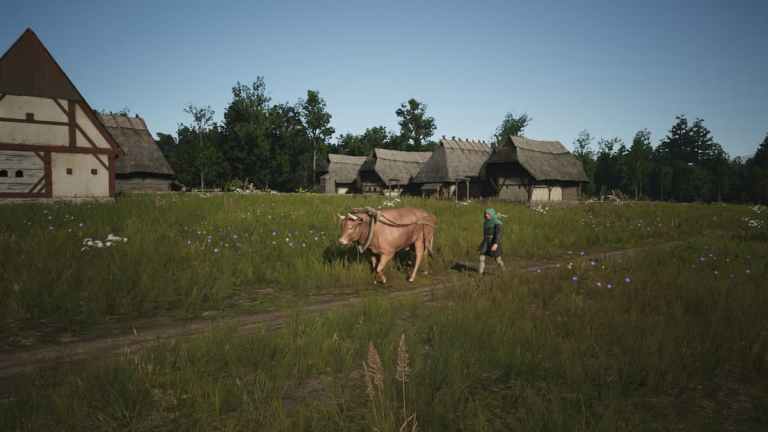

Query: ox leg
<box><xmin>370</xmin><ymin>255</ymin><xmax>379</xmax><ymax>273</ymax></box>
<box><xmin>408</xmin><ymin>241</ymin><xmax>425</xmax><ymax>283</ymax></box>
<box><xmin>375</xmin><ymin>253</ymin><xmax>394</xmax><ymax>285</ymax></box>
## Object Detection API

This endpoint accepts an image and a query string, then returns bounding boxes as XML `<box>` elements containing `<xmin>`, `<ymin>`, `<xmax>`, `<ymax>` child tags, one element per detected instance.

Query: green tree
<box><xmin>572</xmin><ymin>130</ymin><xmax>596</xmax><ymax>196</ymax></box>
<box><xmin>174</xmin><ymin>105</ymin><xmax>227</xmax><ymax>190</ymax></box>
<box><xmin>395</xmin><ymin>98</ymin><xmax>436</xmax><ymax>151</ymax></box>
<box><xmin>594</xmin><ymin>137</ymin><xmax>624</xmax><ymax>196</ymax></box>
<box><xmin>222</xmin><ymin>79</ymin><xmax>272</xmax><ymax>186</ymax></box>
<box><xmin>269</xmin><ymin>103</ymin><xmax>311</xmax><ymax>190</ymax></box>
<box><xmin>335</xmin><ymin>133</ymin><xmax>362</xmax><ymax>156</ymax></box>
<box><xmin>655</xmin><ymin>116</ymin><xmax>726</xmax><ymax>201</ymax></box>
<box><xmin>746</xmin><ymin>133</ymin><xmax>768</xmax><ymax>203</ymax></box>
<box><xmin>299</xmin><ymin>90</ymin><xmax>335</xmax><ymax>188</ymax></box>
<box><xmin>155</xmin><ymin>132</ymin><xmax>176</xmax><ymax>161</ymax></box>
<box><xmin>626</xmin><ymin>129</ymin><xmax>654</xmax><ymax>199</ymax></box>
<box><xmin>335</xmin><ymin>126</ymin><xmax>392</xmax><ymax>156</ymax></box>
<box><xmin>494</xmin><ymin>112</ymin><xmax>531</xmax><ymax>146</ymax></box>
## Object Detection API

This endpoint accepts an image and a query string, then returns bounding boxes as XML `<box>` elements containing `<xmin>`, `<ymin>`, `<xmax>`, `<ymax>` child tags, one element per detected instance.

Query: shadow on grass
<box><xmin>322</xmin><ymin>244</ymin><xmax>367</xmax><ymax>266</ymax></box>
<box><xmin>322</xmin><ymin>244</ymin><xmax>421</xmax><ymax>272</ymax></box>
<box><xmin>451</xmin><ymin>261</ymin><xmax>480</xmax><ymax>273</ymax></box>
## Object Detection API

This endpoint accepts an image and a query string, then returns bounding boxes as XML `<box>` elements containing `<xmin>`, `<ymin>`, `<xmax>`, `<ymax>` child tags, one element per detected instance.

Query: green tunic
<box><xmin>479</xmin><ymin>223</ymin><xmax>503</xmax><ymax>258</ymax></box>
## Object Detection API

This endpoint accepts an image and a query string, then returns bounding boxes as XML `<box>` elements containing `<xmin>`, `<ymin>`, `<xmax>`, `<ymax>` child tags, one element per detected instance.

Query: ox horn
<box><xmin>337</xmin><ymin>214</ymin><xmax>346</xmax><ymax>220</ymax></box>
<box><xmin>346</xmin><ymin>213</ymin><xmax>360</xmax><ymax>221</ymax></box>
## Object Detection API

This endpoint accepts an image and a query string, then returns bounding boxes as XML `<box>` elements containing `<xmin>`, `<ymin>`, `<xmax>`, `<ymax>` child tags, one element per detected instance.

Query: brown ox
<box><xmin>337</xmin><ymin>207</ymin><xmax>437</xmax><ymax>284</ymax></box>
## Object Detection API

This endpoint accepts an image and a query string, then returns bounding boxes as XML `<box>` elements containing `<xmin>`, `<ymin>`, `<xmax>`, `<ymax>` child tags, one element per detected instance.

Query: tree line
<box><xmin>157</xmin><ymin>78</ymin><xmax>437</xmax><ymax>191</ymax></box>
<box><xmin>154</xmin><ymin>78</ymin><xmax>767</xmax><ymax>203</ymax></box>
<box><xmin>571</xmin><ymin>117</ymin><xmax>768</xmax><ymax>204</ymax></box>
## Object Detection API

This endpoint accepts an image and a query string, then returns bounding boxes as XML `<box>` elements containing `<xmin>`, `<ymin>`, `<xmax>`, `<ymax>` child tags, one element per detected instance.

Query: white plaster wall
<box><xmin>531</xmin><ymin>187</ymin><xmax>550</xmax><ymax>201</ymax></box>
<box><xmin>0</xmin><ymin>150</ymin><xmax>44</xmax><ymax>193</ymax></box>
<box><xmin>0</xmin><ymin>122</ymin><xmax>68</xmax><ymax>146</ymax></box>
<box><xmin>336</xmin><ymin>186</ymin><xmax>349</xmax><ymax>194</ymax></box>
<box><xmin>51</xmin><ymin>153</ymin><xmax>109</xmax><ymax>197</ymax></box>
<box><xmin>75</xmin><ymin>104</ymin><xmax>110</xmax><ymax>149</ymax></box>
<box><xmin>383</xmin><ymin>188</ymin><xmax>402</xmax><ymax>197</ymax></box>
<box><xmin>0</xmin><ymin>95</ymin><xmax>67</xmax><ymax>122</ymax></box>
<box><xmin>550</xmin><ymin>187</ymin><xmax>563</xmax><ymax>201</ymax></box>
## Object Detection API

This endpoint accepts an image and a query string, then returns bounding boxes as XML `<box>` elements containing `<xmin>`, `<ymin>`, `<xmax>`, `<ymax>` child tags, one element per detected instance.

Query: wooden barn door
<box><xmin>0</xmin><ymin>150</ymin><xmax>51</xmax><ymax>198</ymax></box>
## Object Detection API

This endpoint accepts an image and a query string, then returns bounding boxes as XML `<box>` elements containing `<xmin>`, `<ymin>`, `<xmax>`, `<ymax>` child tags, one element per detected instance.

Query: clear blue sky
<box><xmin>3</xmin><ymin>0</ymin><xmax>767</xmax><ymax>157</ymax></box>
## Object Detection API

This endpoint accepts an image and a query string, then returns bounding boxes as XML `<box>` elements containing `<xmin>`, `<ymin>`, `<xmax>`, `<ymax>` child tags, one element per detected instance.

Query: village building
<box><xmin>318</xmin><ymin>153</ymin><xmax>367</xmax><ymax>194</ymax></box>
<box><xmin>358</xmin><ymin>148</ymin><xmax>432</xmax><ymax>196</ymax></box>
<box><xmin>100</xmin><ymin>114</ymin><xmax>176</xmax><ymax>192</ymax></box>
<box><xmin>412</xmin><ymin>137</ymin><xmax>492</xmax><ymax>200</ymax></box>
<box><xmin>485</xmin><ymin>136</ymin><xmax>588</xmax><ymax>202</ymax></box>
<box><xmin>0</xmin><ymin>29</ymin><xmax>122</xmax><ymax>199</ymax></box>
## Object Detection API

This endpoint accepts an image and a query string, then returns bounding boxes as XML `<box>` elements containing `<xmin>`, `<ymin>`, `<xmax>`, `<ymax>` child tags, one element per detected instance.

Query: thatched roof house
<box><xmin>359</xmin><ymin>148</ymin><xmax>432</xmax><ymax>194</ymax></box>
<box><xmin>486</xmin><ymin>136</ymin><xmax>588</xmax><ymax>202</ymax></box>
<box><xmin>412</xmin><ymin>137</ymin><xmax>491</xmax><ymax>199</ymax></box>
<box><xmin>100</xmin><ymin>114</ymin><xmax>176</xmax><ymax>192</ymax></box>
<box><xmin>318</xmin><ymin>153</ymin><xmax>367</xmax><ymax>194</ymax></box>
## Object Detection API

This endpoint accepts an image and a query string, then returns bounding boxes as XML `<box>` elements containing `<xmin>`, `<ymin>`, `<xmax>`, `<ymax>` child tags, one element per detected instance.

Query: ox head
<box><xmin>337</xmin><ymin>212</ymin><xmax>366</xmax><ymax>246</ymax></box>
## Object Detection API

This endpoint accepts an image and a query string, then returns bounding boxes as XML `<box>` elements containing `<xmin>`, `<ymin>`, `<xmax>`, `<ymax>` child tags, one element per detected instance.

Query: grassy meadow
<box><xmin>0</xmin><ymin>193</ymin><xmax>760</xmax><ymax>336</ymax></box>
<box><xmin>1</xmin><ymin>195</ymin><xmax>767</xmax><ymax>430</ymax></box>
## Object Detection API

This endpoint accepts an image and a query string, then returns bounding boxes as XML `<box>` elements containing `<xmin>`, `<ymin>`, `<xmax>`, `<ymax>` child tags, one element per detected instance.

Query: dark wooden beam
<box><xmin>108</xmin><ymin>154</ymin><xmax>116</xmax><ymax>196</ymax></box>
<box><xmin>75</xmin><ymin>123</ymin><xmax>98</xmax><ymax>149</ymax></box>
<box><xmin>29</xmin><ymin>175</ymin><xmax>46</xmax><ymax>194</ymax></box>
<box><xmin>0</xmin><ymin>117</ymin><xmax>69</xmax><ymax>127</ymax></box>
<box><xmin>0</xmin><ymin>192</ymin><xmax>48</xmax><ymax>198</ymax></box>
<box><xmin>44</xmin><ymin>151</ymin><xmax>52</xmax><ymax>197</ymax></box>
<box><xmin>0</xmin><ymin>142</ymin><xmax>115</xmax><ymax>155</ymax></box>
<box><xmin>76</xmin><ymin>101</ymin><xmax>124</xmax><ymax>156</ymax></box>
<box><xmin>68</xmin><ymin>100</ymin><xmax>76</xmax><ymax>147</ymax></box>
<box><xmin>51</xmin><ymin>98</ymin><xmax>68</xmax><ymax>116</ymax></box>
<box><xmin>92</xmin><ymin>153</ymin><xmax>109</xmax><ymax>171</ymax></box>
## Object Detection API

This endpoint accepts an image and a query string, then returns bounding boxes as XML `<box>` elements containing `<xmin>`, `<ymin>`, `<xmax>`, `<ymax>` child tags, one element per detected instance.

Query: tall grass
<box><xmin>2</xmin><ymin>231</ymin><xmax>766</xmax><ymax>430</ymax></box>
<box><xmin>0</xmin><ymin>194</ymin><xmax>757</xmax><ymax>333</ymax></box>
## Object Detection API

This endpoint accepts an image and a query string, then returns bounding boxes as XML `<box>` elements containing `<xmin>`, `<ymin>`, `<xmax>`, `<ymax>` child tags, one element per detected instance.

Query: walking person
<box><xmin>478</xmin><ymin>208</ymin><xmax>506</xmax><ymax>275</ymax></box>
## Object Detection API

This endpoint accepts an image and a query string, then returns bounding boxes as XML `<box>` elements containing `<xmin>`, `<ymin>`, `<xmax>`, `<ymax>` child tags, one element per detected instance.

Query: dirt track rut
<box><xmin>0</xmin><ymin>241</ymin><xmax>682</xmax><ymax>382</ymax></box>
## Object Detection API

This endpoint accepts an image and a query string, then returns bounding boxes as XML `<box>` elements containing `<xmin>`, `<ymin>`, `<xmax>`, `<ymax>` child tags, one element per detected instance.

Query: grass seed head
<box><xmin>396</xmin><ymin>333</ymin><xmax>410</xmax><ymax>383</ymax></box>
<box><xmin>367</xmin><ymin>342</ymin><xmax>384</xmax><ymax>392</ymax></box>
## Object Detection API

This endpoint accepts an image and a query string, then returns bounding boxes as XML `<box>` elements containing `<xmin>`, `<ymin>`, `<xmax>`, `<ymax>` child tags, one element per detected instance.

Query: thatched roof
<box><xmin>324</xmin><ymin>154</ymin><xmax>367</xmax><ymax>184</ymax></box>
<box><xmin>361</xmin><ymin>148</ymin><xmax>432</xmax><ymax>186</ymax></box>
<box><xmin>488</xmin><ymin>136</ymin><xmax>588</xmax><ymax>182</ymax></box>
<box><xmin>413</xmin><ymin>137</ymin><xmax>491</xmax><ymax>184</ymax></box>
<box><xmin>100</xmin><ymin>114</ymin><xmax>175</xmax><ymax>177</ymax></box>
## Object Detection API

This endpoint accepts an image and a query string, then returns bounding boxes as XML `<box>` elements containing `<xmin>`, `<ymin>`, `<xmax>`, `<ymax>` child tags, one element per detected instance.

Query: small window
<box><xmin>15</xmin><ymin>170</ymin><xmax>23</xmax><ymax>178</ymax></box>
<box><xmin>0</xmin><ymin>170</ymin><xmax>7</xmax><ymax>178</ymax></box>
<box><xmin>91</xmin><ymin>168</ymin><xmax>98</xmax><ymax>175</ymax></box>
<box><xmin>25</xmin><ymin>113</ymin><xmax>34</xmax><ymax>121</ymax></box>
<box><xmin>66</xmin><ymin>168</ymin><xmax>73</xmax><ymax>175</ymax></box>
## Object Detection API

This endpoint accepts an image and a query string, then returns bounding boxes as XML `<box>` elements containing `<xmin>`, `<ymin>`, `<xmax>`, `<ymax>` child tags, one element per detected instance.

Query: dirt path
<box><xmin>0</xmin><ymin>240</ymin><xmax>684</xmax><ymax>382</ymax></box>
